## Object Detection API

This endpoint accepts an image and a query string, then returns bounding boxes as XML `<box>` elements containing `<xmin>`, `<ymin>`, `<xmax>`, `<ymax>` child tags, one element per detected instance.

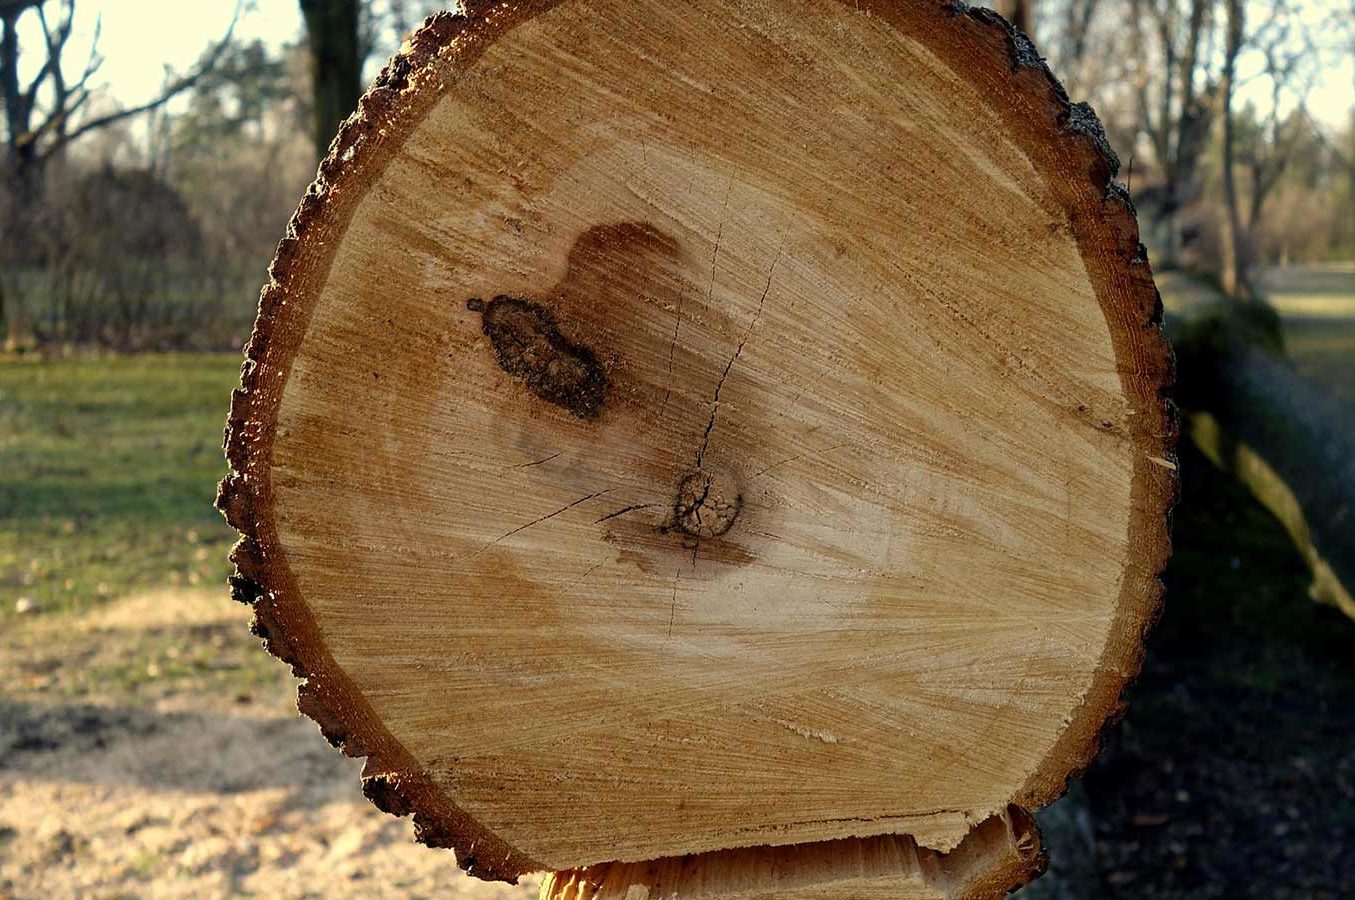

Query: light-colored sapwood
<box><xmin>540</xmin><ymin>809</ymin><xmax>1042</xmax><ymax>900</ymax></box>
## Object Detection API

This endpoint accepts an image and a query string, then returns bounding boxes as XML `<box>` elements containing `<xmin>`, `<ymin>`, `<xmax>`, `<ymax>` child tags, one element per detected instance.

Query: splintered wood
<box><xmin>541</xmin><ymin>811</ymin><xmax>1042</xmax><ymax>899</ymax></box>
<box><xmin>218</xmin><ymin>0</ymin><xmax>1174</xmax><ymax>895</ymax></box>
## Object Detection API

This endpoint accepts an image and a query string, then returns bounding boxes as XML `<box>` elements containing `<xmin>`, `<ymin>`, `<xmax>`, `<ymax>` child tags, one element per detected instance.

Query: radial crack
<box><xmin>509</xmin><ymin>450</ymin><xmax>562</xmax><ymax>470</ymax></box>
<box><xmin>753</xmin><ymin>443</ymin><xmax>849</xmax><ymax>478</ymax></box>
<box><xmin>659</xmin><ymin>284</ymin><xmax>685</xmax><ymax>418</ymax></box>
<box><xmin>695</xmin><ymin>252</ymin><xmax>780</xmax><ymax>469</ymax></box>
<box><xmin>667</xmin><ymin>568</ymin><xmax>681</xmax><ymax>639</ymax></box>
<box><xmin>593</xmin><ymin>503</ymin><xmax>660</xmax><ymax>524</ymax></box>
<box><xmin>470</xmin><ymin>489</ymin><xmax>609</xmax><ymax>558</ymax></box>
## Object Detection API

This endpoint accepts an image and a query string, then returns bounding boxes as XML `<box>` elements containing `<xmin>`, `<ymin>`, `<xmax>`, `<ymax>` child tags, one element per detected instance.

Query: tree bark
<box><xmin>0</xmin><ymin>2</ymin><xmax>37</xmax><ymax>347</ymax></box>
<box><xmin>299</xmin><ymin>0</ymin><xmax>362</xmax><ymax>161</ymax></box>
<box><xmin>992</xmin><ymin>0</ymin><xmax>1034</xmax><ymax>34</ymax></box>
<box><xmin>218</xmin><ymin>3</ymin><xmax>1174</xmax><ymax>896</ymax></box>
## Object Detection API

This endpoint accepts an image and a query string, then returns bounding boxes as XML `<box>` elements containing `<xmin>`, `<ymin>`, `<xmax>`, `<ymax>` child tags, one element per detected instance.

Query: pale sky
<box><xmin>26</xmin><ymin>0</ymin><xmax>1355</xmax><ymax>129</ymax></box>
<box><xmin>36</xmin><ymin>0</ymin><xmax>305</xmax><ymax>109</ymax></box>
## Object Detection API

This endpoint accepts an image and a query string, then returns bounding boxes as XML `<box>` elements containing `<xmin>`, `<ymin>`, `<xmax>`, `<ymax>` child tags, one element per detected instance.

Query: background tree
<box><xmin>297</xmin><ymin>0</ymin><xmax>448</xmax><ymax>161</ymax></box>
<box><xmin>1220</xmin><ymin>0</ymin><xmax>1314</xmax><ymax>298</ymax></box>
<box><xmin>0</xmin><ymin>0</ymin><xmax>236</xmax><ymax>345</ymax></box>
<box><xmin>1127</xmin><ymin>0</ymin><xmax>1218</xmax><ymax>269</ymax></box>
<box><xmin>1219</xmin><ymin>0</ymin><xmax>1247</xmax><ymax>296</ymax></box>
<box><xmin>1</xmin><ymin>0</ymin><xmax>237</xmax><ymax>221</ymax></box>
<box><xmin>298</xmin><ymin>0</ymin><xmax>360</xmax><ymax>160</ymax></box>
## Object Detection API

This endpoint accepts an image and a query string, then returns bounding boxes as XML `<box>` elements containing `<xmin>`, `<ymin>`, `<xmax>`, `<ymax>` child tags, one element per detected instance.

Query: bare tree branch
<box><xmin>1298</xmin><ymin>106</ymin><xmax>1355</xmax><ymax>178</ymax></box>
<box><xmin>24</xmin><ymin>3</ymin><xmax>63</xmax><ymax>105</ymax></box>
<box><xmin>43</xmin><ymin>1</ymin><xmax>240</xmax><ymax>158</ymax></box>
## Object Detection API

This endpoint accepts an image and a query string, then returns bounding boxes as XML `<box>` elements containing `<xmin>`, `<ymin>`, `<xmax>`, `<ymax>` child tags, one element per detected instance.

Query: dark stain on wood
<box><xmin>469</xmin><ymin>295</ymin><xmax>609</xmax><ymax>420</ymax></box>
<box><xmin>604</xmin><ymin>507</ymin><xmax>758</xmax><ymax>574</ymax></box>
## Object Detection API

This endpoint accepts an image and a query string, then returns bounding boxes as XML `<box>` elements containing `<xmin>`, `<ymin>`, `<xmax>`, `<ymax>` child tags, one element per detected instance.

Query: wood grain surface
<box><xmin>540</xmin><ymin>807</ymin><xmax>1043</xmax><ymax>900</ymax></box>
<box><xmin>218</xmin><ymin>0</ymin><xmax>1175</xmax><ymax>890</ymax></box>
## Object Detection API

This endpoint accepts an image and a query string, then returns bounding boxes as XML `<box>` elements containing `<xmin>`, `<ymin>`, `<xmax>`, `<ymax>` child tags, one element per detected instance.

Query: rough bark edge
<box><xmin>213</xmin><ymin>0</ymin><xmax>1177</xmax><ymax>887</ymax></box>
<box><xmin>936</xmin><ymin>3</ymin><xmax>1178</xmax><ymax>818</ymax></box>
<box><xmin>538</xmin><ymin>807</ymin><xmax>1046</xmax><ymax>900</ymax></box>
<box><xmin>216</xmin><ymin>5</ymin><xmax>548</xmax><ymax>883</ymax></box>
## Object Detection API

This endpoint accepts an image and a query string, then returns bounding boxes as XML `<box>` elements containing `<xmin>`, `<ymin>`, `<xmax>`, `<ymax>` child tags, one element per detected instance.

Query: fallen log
<box><xmin>1172</xmin><ymin>301</ymin><xmax>1355</xmax><ymax>620</ymax></box>
<box><xmin>217</xmin><ymin>1</ymin><xmax>1175</xmax><ymax>895</ymax></box>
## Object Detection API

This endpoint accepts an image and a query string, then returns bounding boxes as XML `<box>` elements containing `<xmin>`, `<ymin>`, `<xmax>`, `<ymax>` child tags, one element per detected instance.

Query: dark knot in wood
<box><xmin>469</xmin><ymin>295</ymin><xmax>607</xmax><ymax>420</ymax></box>
<box><xmin>674</xmin><ymin>468</ymin><xmax>741</xmax><ymax>539</ymax></box>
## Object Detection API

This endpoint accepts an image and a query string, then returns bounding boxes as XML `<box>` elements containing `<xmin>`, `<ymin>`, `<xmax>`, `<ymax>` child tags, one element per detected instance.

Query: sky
<box><xmin>23</xmin><ymin>0</ymin><xmax>1355</xmax><ymax>129</ymax></box>
<box><xmin>41</xmin><ymin>0</ymin><xmax>304</xmax><ymax>109</ymax></box>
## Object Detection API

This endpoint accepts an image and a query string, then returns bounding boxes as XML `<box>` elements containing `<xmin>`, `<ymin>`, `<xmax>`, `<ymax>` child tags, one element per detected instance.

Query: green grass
<box><xmin>1265</xmin><ymin>263</ymin><xmax>1355</xmax><ymax>420</ymax></box>
<box><xmin>0</xmin><ymin>354</ymin><xmax>241</xmax><ymax>621</ymax></box>
<box><xmin>1283</xmin><ymin>319</ymin><xmax>1355</xmax><ymax>420</ymax></box>
<box><xmin>1161</xmin><ymin>264</ymin><xmax>1355</xmax><ymax>421</ymax></box>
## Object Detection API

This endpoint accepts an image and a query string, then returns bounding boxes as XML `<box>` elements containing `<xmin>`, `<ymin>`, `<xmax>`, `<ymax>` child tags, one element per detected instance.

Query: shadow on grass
<box><xmin>1</xmin><ymin>475</ymin><xmax>224</xmax><ymax>526</ymax></box>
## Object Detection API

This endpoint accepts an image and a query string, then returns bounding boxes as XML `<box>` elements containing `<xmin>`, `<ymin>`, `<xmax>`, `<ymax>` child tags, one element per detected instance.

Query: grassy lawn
<box><xmin>0</xmin><ymin>354</ymin><xmax>240</xmax><ymax>624</ymax></box>
<box><xmin>1264</xmin><ymin>263</ymin><xmax>1355</xmax><ymax>419</ymax></box>
<box><xmin>1283</xmin><ymin>318</ymin><xmax>1355</xmax><ymax>420</ymax></box>
<box><xmin>0</xmin><ymin>354</ymin><xmax>289</xmax><ymax>704</ymax></box>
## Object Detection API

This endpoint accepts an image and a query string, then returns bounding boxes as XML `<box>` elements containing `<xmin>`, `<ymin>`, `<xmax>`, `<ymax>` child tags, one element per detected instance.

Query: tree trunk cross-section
<box><xmin>217</xmin><ymin>0</ymin><xmax>1175</xmax><ymax>893</ymax></box>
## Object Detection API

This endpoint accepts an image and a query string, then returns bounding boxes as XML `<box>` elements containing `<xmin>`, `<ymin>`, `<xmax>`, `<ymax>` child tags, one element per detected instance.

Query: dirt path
<box><xmin>0</xmin><ymin>591</ymin><xmax>538</xmax><ymax>900</ymax></box>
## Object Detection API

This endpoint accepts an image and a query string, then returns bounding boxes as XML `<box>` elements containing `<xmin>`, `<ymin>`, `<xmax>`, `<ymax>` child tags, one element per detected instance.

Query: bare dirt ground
<box><xmin>0</xmin><ymin>590</ymin><xmax>539</xmax><ymax>900</ymax></box>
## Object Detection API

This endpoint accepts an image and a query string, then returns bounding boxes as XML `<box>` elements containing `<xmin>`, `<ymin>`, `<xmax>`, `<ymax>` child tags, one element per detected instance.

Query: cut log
<box><xmin>217</xmin><ymin>0</ymin><xmax>1174</xmax><ymax>893</ymax></box>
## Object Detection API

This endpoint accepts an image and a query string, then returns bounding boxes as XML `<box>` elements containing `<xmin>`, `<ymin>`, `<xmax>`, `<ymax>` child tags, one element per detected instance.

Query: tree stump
<box><xmin>218</xmin><ymin>1</ymin><xmax>1175</xmax><ymax>896</ymax></box>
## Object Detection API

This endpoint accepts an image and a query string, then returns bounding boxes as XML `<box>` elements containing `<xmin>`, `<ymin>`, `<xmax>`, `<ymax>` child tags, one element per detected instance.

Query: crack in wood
<box><xmin>508</xmin><ymin>450</ymin><xmax>562</xmax><ymax>470</ymax></box>
<box><xmin>469</xmin><ymin>489</ymin><xmax>609</xmax><ymax>559</ymax></box>
<box><xmin>667</xmin><ymin>568</ymin><xmax>681</xmax><ymax>640</ymax></box>
<box><xmin>593</xmin><ymin>503</ymin><xmax>660</xmax><ymax>525</ymax></box>
<box><xmin>695</xmin><ymin>252</ymin><xmax>779</xmax><ymax>469</ymax></box>
<box><xmin>753</xmin><ymin>443</ymin><xmax>849</xmax><ymax>478</ymax></box>
<box><xmin>564</xmin><ymin>557</ymin><xmax>609</xmax><ymax>591</ymax></box>
<box><xmin>658</xmin><ymin>283</ymin><xmax>685</xmax><ymax>419</ymax></box>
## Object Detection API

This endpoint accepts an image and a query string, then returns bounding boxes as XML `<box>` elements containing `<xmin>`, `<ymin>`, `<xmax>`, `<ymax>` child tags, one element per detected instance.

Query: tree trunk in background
<box><xmin>299</xmin><ymin>0</ymin><xmax>362</xmax><ymax>161</ymax></box>
<box><xmin>993</xmin><ymin>0</ymin><xmax>1035</xmax><ymax>34</ymax></box>
<box><xmin>0</xmin><ymin>4</ymin><xmax>37</xmax><ymax>349</ymax></box>
<box><xmin>1220</xmin><ymin>0</ymin><xmax>1252</xmax><ymax>300</ymax></box>
<box><xmin>2</xmin><ymin>4</ymin><xmax>23</xmax><ymax>345</ymax></box>
<box><xmin>1128</xmin><ymin>0</ymin><xmax>1216</xmax><ymax>272</ymax></box>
